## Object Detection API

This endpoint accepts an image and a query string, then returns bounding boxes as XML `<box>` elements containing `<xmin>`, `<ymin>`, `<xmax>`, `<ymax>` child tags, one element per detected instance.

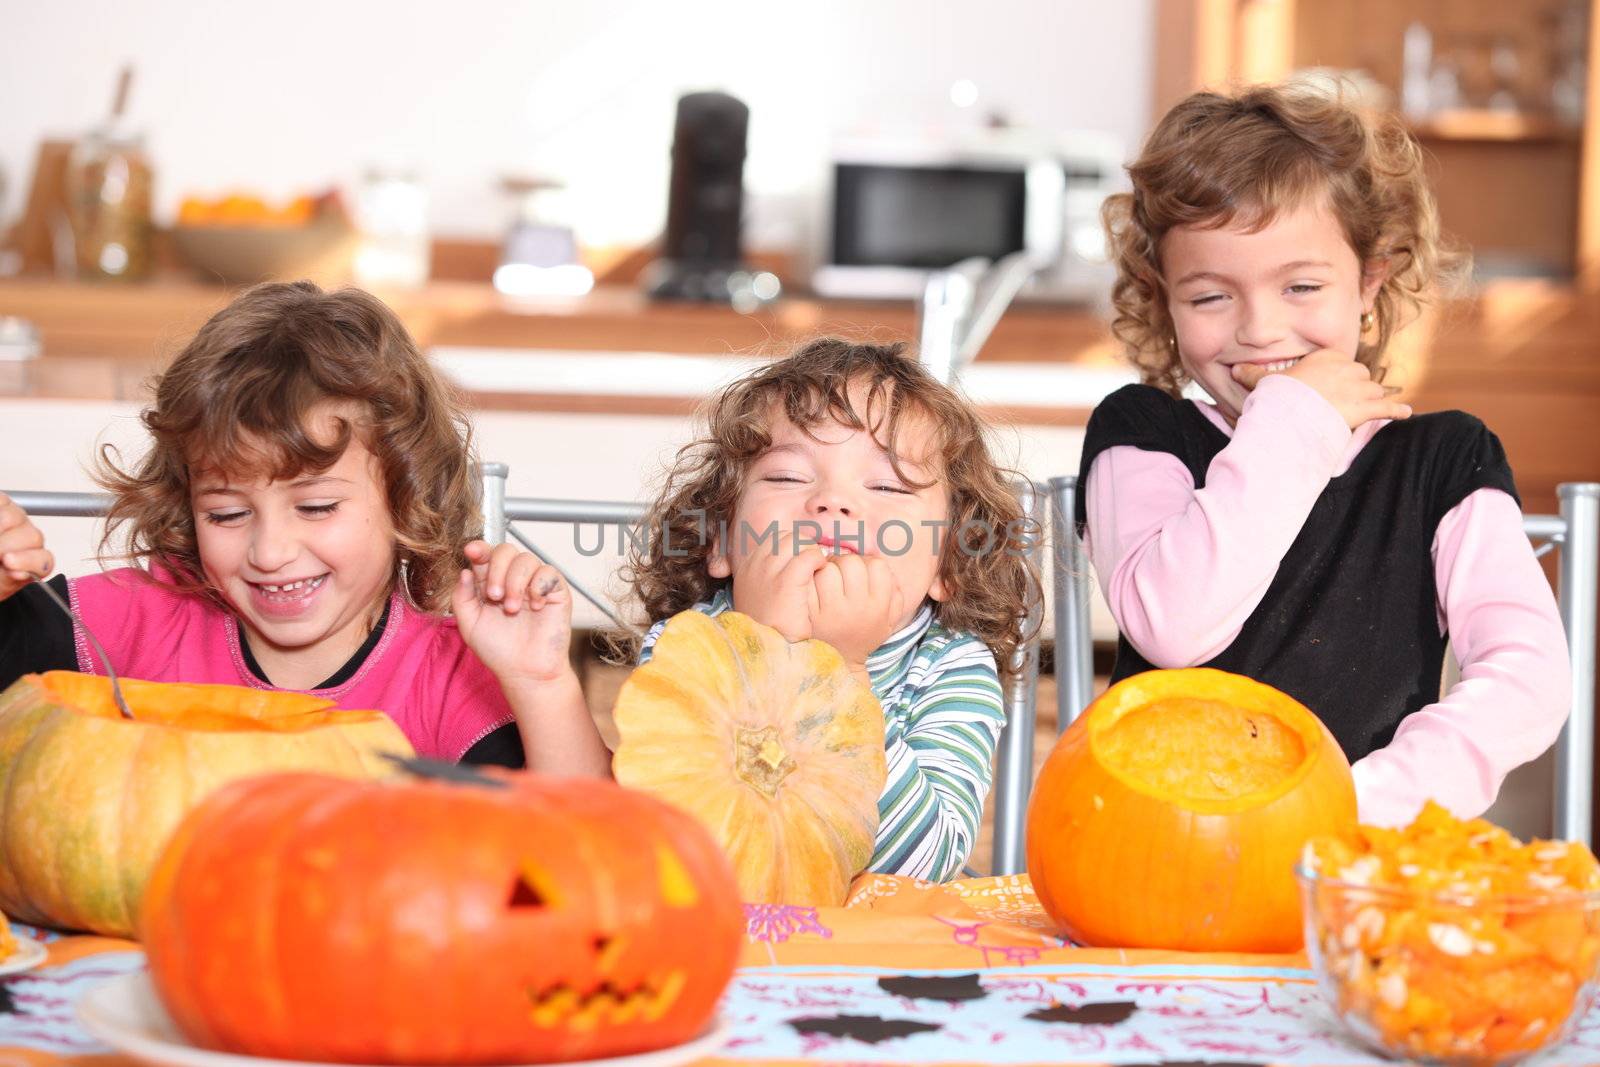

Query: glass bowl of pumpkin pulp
<box><xmin>1297</xmin><ymin>803</ymin><xmax>1600</xmax><ymax>1065</ymax></box>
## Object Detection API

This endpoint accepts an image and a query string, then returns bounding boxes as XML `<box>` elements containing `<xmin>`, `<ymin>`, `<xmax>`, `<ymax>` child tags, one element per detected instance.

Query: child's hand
<box><xmin>729</xmin><ymin>531</ymin><xmax>830</xmax><ymax>644</ymax></box>
<box><xmin>808</xmin><ymin>553</ymin><xmax>906</xmax><ymax>672</ymax></box>
<box><xmin>1233</xmin><ymin>348</ymin><xmax>1412</xmax><ymax>430</ymax></box>
<box><xmin>0</xmin><ymin>493</ymin><xmax>52</xmax><ymax>603</ymax></box>
<box><xmin>452</xmin><ymin>540</ymin><xmax>575</xmax><ymax>688</ymax></box>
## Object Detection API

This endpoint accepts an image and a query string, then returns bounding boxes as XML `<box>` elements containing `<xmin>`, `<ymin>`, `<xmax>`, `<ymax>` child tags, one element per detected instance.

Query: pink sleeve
<box><xmin>1084</xmin><ymin>375</ymin><xmax>1350</xmax><ymax>666</ymax></box>
<box><xmin>1351</xmin><ymin>488</ymin><xmax>1570</xmax><ymax>827</ymax></box>
<box><xmin>422</xmin><ymin>625</ymin><xmax>517</xmax><ymax>762</ymax></box>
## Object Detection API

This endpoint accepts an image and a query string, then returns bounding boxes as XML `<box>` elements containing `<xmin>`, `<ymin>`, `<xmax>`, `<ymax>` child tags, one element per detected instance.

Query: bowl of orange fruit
<box><xmin>1298</xmin><ymin>801</ymin><xmax>1600</xmax><ymax>1064</ymax></box>
<box><xmin>172</xmin><ymin>190</ymin><xmax>356</xmax><ymax>285</ymax></box>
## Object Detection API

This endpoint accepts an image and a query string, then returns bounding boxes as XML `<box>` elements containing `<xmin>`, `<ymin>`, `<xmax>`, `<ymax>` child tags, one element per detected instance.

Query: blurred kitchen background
<box><xmin>2</xmin><ymin>0</ymin><xmax>1597</xmax><ymax>860</ymax></box>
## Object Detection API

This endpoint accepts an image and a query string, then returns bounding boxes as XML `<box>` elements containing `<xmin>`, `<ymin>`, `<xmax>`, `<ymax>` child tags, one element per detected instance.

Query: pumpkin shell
<box><xmin>0</xmin><ymin>672</ymin><xmax>412</xmax><ymax>936</ymax></box>
<box><xmin>611</xmin><ymin>610</ymin><xmax>886</xmax><ymax>906</ymax></box>
<box><xmin>1026</xmin><ymin>668</ymin><xmax>1357</xmax><ymax>952</ymax></box>
<box><xmin>140</xmin><ymin>769</ymin><xmax>743</xmax><ymax>1065</ymax></box>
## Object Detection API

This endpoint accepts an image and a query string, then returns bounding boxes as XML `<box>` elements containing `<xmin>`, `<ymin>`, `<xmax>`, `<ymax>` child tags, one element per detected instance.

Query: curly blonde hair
<box><xmin>1103</xmin><ymin>79</ymin><xmax>1466</xmax><ymax>395</ymax></box>
<box><xmin>620</xmin><ymin>338</ymin><xmax>1040</xmax><ymax>675</ymax></box>
<box><xmin>96</xmin><ymin>280</ymin><xmax>481</xmax><ymax>612</ymax></box>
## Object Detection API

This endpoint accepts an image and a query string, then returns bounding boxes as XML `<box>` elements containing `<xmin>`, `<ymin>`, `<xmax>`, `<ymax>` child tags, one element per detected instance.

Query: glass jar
<box><xmin>66</xmin><ymin>126</ymin><xmax>153</xmax><ymax>282</ymax></box>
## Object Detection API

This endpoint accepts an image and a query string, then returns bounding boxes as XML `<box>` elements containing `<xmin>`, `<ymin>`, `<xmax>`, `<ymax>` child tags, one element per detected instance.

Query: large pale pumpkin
<box><xmin>141</xmin><ymin>767</ymin><xmax>743</xmax><ymax>1065</ymax></box>
<box><xmin>611</xmin><ymin>611</ymin><xmax>886</xmax><ymax>906</ymax></box>
<box><xmin>1026</xmin><ymin>668</ymin><xmax>1356</xmax><ymax>952</ymax></box>
<box><xmin>0</xmin><ymin>671</ymin><xmax>412</xmax><ymax>937</ymax></box>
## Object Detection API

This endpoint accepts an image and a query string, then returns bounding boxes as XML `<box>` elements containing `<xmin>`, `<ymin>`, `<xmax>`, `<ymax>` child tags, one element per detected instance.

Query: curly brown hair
<box><xmin>619</xmin><ymin>337</ymin><xmax>1040</xmax><ymax>675</ymax></box>
<box><xmin>96</xmin><ymin>280</ymin><xmax>480</xmax><ymax>612</ymax></box>
<box><xmin>1103</xmin><ymin>78</ymin><xmax>1467</xmax><ymax>395</ymax></box>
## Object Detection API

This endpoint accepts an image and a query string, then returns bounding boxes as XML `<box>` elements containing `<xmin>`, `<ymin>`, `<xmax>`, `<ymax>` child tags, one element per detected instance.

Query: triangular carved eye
<box><xmin>509</xmin><ymin>863</ymin><xmax>564</xmax><ymax>909</ymax></box>
<box><xmin>656</xmin><ymin>844</ymin><xmax>700</xmax><ymax>908</ymax></box>
<box><xmin>509</xmin><ymin>878</ymin><xmax>545</xmax><ymax>908</ymax></box>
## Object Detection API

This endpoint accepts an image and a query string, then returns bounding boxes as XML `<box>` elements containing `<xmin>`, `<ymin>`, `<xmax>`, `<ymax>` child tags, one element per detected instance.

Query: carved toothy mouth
<box><xmin>526</xmin><ymin>972</ymin><xmax>687</xmax><ymax>1030</ymax></box>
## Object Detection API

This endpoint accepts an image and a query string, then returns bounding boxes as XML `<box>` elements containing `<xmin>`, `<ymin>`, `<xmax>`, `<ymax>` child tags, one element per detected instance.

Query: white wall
<box><xmin>0</xmin><ymin>0</ymin><xmax>1151</xmax><ymax>248</ymax></box>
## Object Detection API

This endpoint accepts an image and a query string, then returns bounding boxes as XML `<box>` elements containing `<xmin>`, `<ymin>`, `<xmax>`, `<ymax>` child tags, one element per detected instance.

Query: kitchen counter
<box><xmin>0</xmin><ymin>274</ymin><xmax>1119</xmax><ymax>358</ymax></box>
<box><xmin>0</xmin><ymin>275</ymin><xmax>1127</xmax><ymax>424</ymax></box>
<box><xmin>2</xmin><ymin>274</ymin><xmax>1597</xmax><ymax>513</ymax></box>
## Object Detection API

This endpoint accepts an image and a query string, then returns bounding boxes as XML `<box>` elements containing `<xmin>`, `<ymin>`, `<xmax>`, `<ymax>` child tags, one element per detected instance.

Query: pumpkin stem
<box><xmin>382</xmin><ymin>753</ymin><xmax>510</xmax><ymax>789</ymax></box>
<box><xmin>734</xmin><ymin>725</ymin><xmax>797</xmax><ymax>798</ymax></box>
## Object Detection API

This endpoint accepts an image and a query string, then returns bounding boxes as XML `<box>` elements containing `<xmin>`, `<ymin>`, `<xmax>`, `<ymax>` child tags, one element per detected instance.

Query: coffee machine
<box><xmin>643</xmin><ymin>91</ymin><xmax>779</xmax><ymax>309</ymax></box>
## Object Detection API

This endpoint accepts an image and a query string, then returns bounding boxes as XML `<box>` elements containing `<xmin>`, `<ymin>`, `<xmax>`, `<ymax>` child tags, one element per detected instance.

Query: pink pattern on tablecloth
<box><xmin>745</xmin><ymin>904</ymin><xmax>834</xmax><ymax>943</ymax></box>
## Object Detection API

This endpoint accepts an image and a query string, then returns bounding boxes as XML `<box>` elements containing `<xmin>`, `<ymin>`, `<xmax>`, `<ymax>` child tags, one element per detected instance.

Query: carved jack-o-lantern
<box><xmin>139</xmin><ymin>766</ymin><xmax>743</xmax><ymax>1064</ymax></box>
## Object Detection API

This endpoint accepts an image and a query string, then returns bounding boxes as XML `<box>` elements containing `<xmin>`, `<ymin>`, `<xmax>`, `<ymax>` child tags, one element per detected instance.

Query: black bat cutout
<box><xmin>877</xmin><ymin>972</ymin><xmax>987</xmax><ymax>1001</ymax></box>
<box><xmin>788</xmin><ymin>1014</ymin><xmax>941</xmax><ymax>1044</ymax></box>
<box><xmin>1026</xmin><ymin>999</ymin><xmax>1139</xmax><ymax>1025</ymax></box>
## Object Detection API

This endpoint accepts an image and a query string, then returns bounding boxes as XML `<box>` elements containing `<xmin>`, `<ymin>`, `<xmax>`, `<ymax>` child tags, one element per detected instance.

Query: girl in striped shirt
<box><xmin>626</xmin><ymin>338</ymin><xmax>1037</xmax><ymax>880</ymax></box>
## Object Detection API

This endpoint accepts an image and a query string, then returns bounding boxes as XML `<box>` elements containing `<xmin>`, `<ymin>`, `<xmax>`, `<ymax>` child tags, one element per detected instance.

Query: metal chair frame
<box><xmin>9</xmin><ymin>475</ymin><xmax>1597</xmax><ymax>872</ymax></box>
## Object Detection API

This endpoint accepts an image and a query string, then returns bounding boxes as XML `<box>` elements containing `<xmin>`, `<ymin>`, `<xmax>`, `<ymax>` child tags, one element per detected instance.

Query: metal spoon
<box><xmin>26</xmin><ymin>571</ymin><xmax>133</xmax><ymax>719</ymax></box>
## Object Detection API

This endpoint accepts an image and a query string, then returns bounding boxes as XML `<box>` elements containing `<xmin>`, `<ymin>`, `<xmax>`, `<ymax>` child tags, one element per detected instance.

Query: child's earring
<box><xmin>1360</xmin><ymin>310</ymin><xmax>1375</xmax><ymax>333</ymax></box>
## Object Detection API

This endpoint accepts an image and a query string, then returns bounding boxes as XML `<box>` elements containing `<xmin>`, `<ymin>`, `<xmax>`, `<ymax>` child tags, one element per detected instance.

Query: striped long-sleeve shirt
<box><xmin>639</xmin><ymin>587</ymin><xmax>1005</xmax><ymax>881</ymax></box>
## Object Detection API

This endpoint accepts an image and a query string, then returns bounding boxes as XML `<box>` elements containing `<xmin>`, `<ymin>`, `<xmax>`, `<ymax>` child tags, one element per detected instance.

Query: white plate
<box><xmin>78</xmin><ymin>972</ymin><xmax>731</xmax><ymax>1067</ymax></box>
<box><xmin>0</xmin><ymin>935</ymin><xmax>48</xmax><ymax>976</ymax></box>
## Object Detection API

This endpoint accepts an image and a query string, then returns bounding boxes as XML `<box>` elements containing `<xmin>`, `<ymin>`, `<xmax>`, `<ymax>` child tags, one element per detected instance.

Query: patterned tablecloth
<box><xmin>4</xmin><ymin>873</ymin><xmax>1598</xmax><ymax>1067</ymax></box>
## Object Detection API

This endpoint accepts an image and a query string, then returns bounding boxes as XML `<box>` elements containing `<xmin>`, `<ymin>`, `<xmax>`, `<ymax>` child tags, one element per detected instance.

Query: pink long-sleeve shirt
<box><xmin>1083</xmin><ymin>374</ymin><xmax>1571</xmax><ymax>826</ymax></box>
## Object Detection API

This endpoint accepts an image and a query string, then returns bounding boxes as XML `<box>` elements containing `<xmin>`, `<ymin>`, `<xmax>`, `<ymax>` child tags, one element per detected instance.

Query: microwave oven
<box><xmin>810</xmin><ymin>131</ymin><xmax>1121</xmax><ymax>304</ymax></box>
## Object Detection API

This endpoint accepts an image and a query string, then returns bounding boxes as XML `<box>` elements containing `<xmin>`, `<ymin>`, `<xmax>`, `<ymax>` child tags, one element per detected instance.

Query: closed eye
<box><xmin>297</xmin><ymin>502</ymin><xmax>340</xmax><ymax>517</ymax></box>
<box><xmin>871</xmin><ymin>483</ymin><xmax>912</xmax><ymax>494</ymax></box>
<box><xmin>1286</xmin><ymin>283</ymin><xmax>1324</xmax><ymax>296</ymax></box>
<box><xmin>1189</xmin><ymin>294</ymin><xmax>1226</xmax><ymax>307</ymax></box>
<box><xmin>760</xmin><ymin>475</ymin><xmax>806</xmax><ymax>484</ymax></box>
<box><xmin>203</xmin><ymin>510</ymin><xmax>249</xmax><ymax>526</ymax></box>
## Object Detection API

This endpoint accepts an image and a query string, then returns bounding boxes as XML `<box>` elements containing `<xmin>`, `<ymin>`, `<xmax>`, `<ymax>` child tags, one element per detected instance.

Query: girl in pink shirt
<box><xmin>0</xmin><ymin>281</ymin><xmax>609</xmax><ymax>775</ymax></box>
<box><xmin>1079</xmin><ymin>81</ymin><xmax>1569</xmax><ymax>826</ymax></box>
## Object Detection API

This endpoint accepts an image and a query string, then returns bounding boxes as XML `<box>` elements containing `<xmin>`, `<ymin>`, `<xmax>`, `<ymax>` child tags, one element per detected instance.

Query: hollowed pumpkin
<box><xmin>140</xmin><ymin>768</ymin><xmax>743</xmax><ymax>1065</ymax></box>
<box><xmin>611</xmin><ymin>610</ymin><xmax>886</xmax><ymax>906</ymax></box>
<box><xmin>1026</xmin><ymin>668</ymin><xmax>1357</xmax><ymax>952</ymax></box>
<box><xmin>0</xmin><ymin>671</ymin><xmax>411</xmax><ymax>937</ymax></box>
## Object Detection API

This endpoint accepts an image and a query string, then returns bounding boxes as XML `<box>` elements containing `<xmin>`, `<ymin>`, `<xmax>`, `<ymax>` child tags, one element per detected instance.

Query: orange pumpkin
<box><xmin>611</xmin><ymin>610</ymin><xmax>886</xmax><ymax>906</ymax></box>
<box><xmin>140</xmin><ymin>767</ymin><xmax>743</xmax><ymax>1065</ymax></box>
<box><xmin>0</xmin><ymin>672</ymin><xmax>411</xmax><ymax>936</ymax></box>
<box><xmin>1026</xmin><ymin>668</ymin><xmax>1357</xmax><ymax>952</ymax></box>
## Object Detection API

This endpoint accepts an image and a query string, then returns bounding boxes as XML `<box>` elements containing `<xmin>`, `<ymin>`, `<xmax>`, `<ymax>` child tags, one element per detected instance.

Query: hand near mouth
<box><xmin>1231</xmin><ymin>348</ymin><xmax>1412</xmax><ymax>429</ymax></box>
<box><xmin>725</xmin><ymin>530</ymin><xmax>830</xmax><ymax>645</ymax></box>
<box><xmin>808</xmin><ymin>552</ymin><xmax>905</xmax><ymax>678</ymax></box>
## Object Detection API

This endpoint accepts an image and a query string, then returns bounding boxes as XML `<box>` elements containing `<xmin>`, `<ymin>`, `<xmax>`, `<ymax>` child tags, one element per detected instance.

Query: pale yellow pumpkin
<box><xmin>0</xmin><ymin>672</ymin><xmax>413</xmax><ymax>937</ymax></box>
<box><xmin>611</xmin><ymin>611</ymin><xmax>886</xmax><ymax>906</ymax></box>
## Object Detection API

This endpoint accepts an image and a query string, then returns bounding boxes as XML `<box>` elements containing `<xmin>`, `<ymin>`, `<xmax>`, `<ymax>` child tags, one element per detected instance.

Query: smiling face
<box><xmin>191</xmin><ymin>407</ymin><xmax>398</xmax><ymax>687</ymax></box>
<box><xmin>710</xmin><ymin>387</ymin><xmax>951</xmax><ymax>628</ymax></box>
<box><xmin>1163</xmin><ymin>194</ymin><xmax>1385</xmax><ymax>425</ymax></box>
